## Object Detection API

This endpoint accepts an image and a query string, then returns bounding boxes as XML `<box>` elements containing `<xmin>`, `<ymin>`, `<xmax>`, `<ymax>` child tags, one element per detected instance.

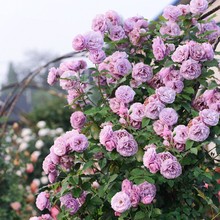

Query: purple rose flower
<box><xmin>177</xmin><ymin>4</ymin><xmax>190</xmax><ymax>15</ymax></box>
<box><xmin>70</xmin><ymin>111</ymin><xmax>86</xmax><ymax>129</ymax></box>
<box><xmin>160</xmin><ymin>158</ymin><xmax>182</xmax><ymax>179</ymax></box>
<box><xmin>190</xmin><ymin>0</ymin><xmax>208</xmax><ymax>14</ymax></box>
<box><xmin>89</xmin><ymin>50</ymin><xmax>106</xmax><ymax>64</ymax></box>
<box><xmin>173</xmin><ymin>125</ymin><xmax>189</xmax><ymax>144</ymax></box>
<box><xmin>202</xmin><ymin>43</ymin><xmax>214</xmax><ymax>61</ymax></box>
<box><xmin>68</xmin><ymin>134</ymin><xmax>89</xmax><ymax>153</ymax></box>
<box><xmin>132</xmin><ymin>62</ymin><xmax>153</xmax><ymax>83</ymax></box>
<box><xmin>121</xmin><ymin>179</ymin><xmax>133</xmax><ymax>195</ymax></box>
<box><xmin>129</xmin><ymin>185</ymin><xmax>140</xmax><ymax>207</ymax></box>
<box><xmin>85</xmin><ymin>31</ymin><xmax>104</xmax><ymax>51</ymax></box>
<box><xmin>92</xmin><ymin>14</ymin><xmax>107</xmax><ymax>33</ymax></box>
<box><xmin>72</xmin><ymin>34</ymin><xmax>87</xmax><ymax>51</ymax></box>
<box><xmin>129</xmin><ymin>102</ymin><xmax>145</xmax><ymax>122</ymax></box>
<box><xmin>47</xmin><ymin>67</ymin><xmax>59</xmax><ymax>85</ymax></box>
<box><xmin>156</xmin><ymin>86</ymin><xmax>176</xmax><ymax>104</ymax></box>
<box><xmin>180</xmin><ymin>59</ymin><xmax>201</xmax><ymax>80</ymax></box>
<box><xmin>165</xmin><ymin>80</ymin><xmax>184</xmax><ymax>94</ymax></box>
<box><xmin>116</xmin><ymin>136</ymin><xmax>138</xmax><ymax>157</ymax></box>
<box><xmin>99</xmin><ymin>125</ymin><xmax>117</xmax><ymax>151</ymax></box>
<box><xmin>143</xmin><ymin>147</ymin><xmax>161</xmax><ymax>173</ymax></box>
<box><xmin>188</xmin><ymin>123</ymin><xmax>210</xmax><ymax>142</ymax></box>
<box><xmin>36</xmin><ymin>192</ymin><xmax>50</xmax><ymax>211</ymax></box>
<box><xmin>111</xmin><ymin>192</ymin><xmax>131</xmax><ymax>213</ymax></box>
<box><xmin>159</xmin><ymin>108</ymin><xmax>178</xmax><ymax>126</ymax></box>
<box><xmin>153</xmin><ymin>120</ymin><xmax>172</xmax><ymax>138</ymax></box>
<box><xmin>157</xmin><ymin>152</ymin><xmax>177</xmax><ymax>163</ymax></box>
<box><xmin>60</xmin><ymin>71</ymin><xmax>79</xmax><ymax>90</ymax></box>
<box><xmin>113</xmin><ymin>59</ymin><xmax>132</xmax><ymax>76</ymax></box>
<box><xmin>160</xmin><ymin>21</ymin><xmax>181</xmax><ymax>36</ymax></box>
<box><xmin>105</xmin><ymin>10</ymin><xmax>121</xmax><ymax>26</ymax></box>
<box><xmin>162</xmin><ymin>5</ymin><xmax>181</xmax><ymax>21</ymax></box>
<box><xmin>144</xmin><ymin>99</ymin><xmax>165</xmax><ymax>120</ymax></box>
<box><xmin>53</xmin><ymin>136</ymin><xmax>67</xmax><ymax>156</ymax></box>
<box><xmin>152</xmin><ymin>36</ymin><xmax>167</xmax><ymax>61</ymax></box>
<box><xmin>171</xmin><ymin>45</ymin><xmax>189</xmax><ymax>63</ymax></box>
<box><xmin>48</xmin><ymin>171</ymin><xmax>58</xmax><ymax>183</ymax></box>
<box><xmin>199</xmin><ymin>109</ymin><xmax>219</xmax><ymax>126</ymax></box>
<box><xmin>188</xmin><ymin>41</ymin><xmax>205</xmax><ymax>61</ymax></box>
<box><xmin>138</xmin><ymin>181</ymin><xmax>156</xmax><ymax>204</ymax></box>
<box><xmin>60</xmin><ymin>193</ymin><xmax>80</xmax><ymax>215</ymax></box>
<box><xmin>109</xmin><ymin>25</ymin><xmax>126</xmax><ymax>41</ymax></box>
<box><xmin>115</xmin><ymin>85</ymin><xmax>135</xmax><ymax>104</ymax></box>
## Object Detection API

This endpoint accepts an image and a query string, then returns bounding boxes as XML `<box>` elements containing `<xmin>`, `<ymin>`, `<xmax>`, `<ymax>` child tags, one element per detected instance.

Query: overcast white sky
<box><xmin>0</xmin><ymin>0</ymin><xmax>174</xmax><ymax>85</ymax></box>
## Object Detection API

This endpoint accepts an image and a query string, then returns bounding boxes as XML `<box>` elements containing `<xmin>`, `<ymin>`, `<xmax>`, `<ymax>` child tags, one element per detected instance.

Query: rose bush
<box><xmin>31</xmin><ymin>0</ymin><xmax>220</xmax><ymax>219</ymax></box>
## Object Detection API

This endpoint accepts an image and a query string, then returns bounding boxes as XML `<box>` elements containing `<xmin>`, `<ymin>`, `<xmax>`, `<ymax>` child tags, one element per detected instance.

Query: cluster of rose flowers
<box><xmin>143</xmin><ymin>144</ymin><xmax>182</xmax><ymax>178</ymax></box>
<box><xmin>30</xmin><ymin>0</ymin><xmax>220</xmax><ymax>218</ymax></box>
<box><xmin>111</xmin><ymin>179</ymin><xmax>156</xmax><ymax>216</ymax></box>
<box><xmin>32</xmin><ymin>190</ymin><xmax>87</xmax><ymax>220</ymax></box>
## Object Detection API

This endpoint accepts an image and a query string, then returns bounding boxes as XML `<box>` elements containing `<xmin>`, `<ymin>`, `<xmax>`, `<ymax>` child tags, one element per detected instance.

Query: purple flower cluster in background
<box><xmin>111</xmin><ymin>179</ymin><xmax>156</xmax><ymax>216</ymax></box>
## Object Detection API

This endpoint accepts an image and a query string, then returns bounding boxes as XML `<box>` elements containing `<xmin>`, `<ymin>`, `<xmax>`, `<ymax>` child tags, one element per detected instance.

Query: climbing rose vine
<box><xmin>31</xmin><ymin>0</ymin><xmax>220</xmax><ymax>219</ymax></box>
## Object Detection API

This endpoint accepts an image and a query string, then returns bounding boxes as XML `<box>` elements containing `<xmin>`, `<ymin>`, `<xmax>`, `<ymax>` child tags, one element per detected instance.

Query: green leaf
<box><xmin>108</xmin><ymin>174</ymin><xmax>118</xmax><ymax>183</ymax></box>
<box><xmin>134</xmin><ymin>211</ymin><xmax>146</xmax><ymax>220</ymax></box>
<box><xmin>186</xmin><ymin>140</ymin><xmax>194</xmax><ymax>150</ymax></box>
<box><xmin>190</xmin><ymin>148</ymin><xmax>198</xmax><ymax>155</ymax></box>
<box><xmin>83</xmin><ymin>161</ymin><xmax>93</xmax><ymax>170</ymax></box>
<box><xmin>184</xmin><ymin>87</ymin><xmax>194</xmax><ymax>94</ymax></box>
<box><xmin>72</xmin><ymin>187</ymin><xmax>82</xmax><ymax>197</ymax></box>
<box><xmin>142</xmin><ymin>118</ymin><xmax>150</xmax><ymax>128</ymax></box>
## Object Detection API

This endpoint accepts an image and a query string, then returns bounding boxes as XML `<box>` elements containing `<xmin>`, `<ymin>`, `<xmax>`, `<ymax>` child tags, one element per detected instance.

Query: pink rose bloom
<box><xmin>188</xmin><ymin>41</ymin><xmax>205</xmax><ymax>61</ymax></box>
<box><xmin>188</xmin><ymin>123</ymin><xmax>210</xmax><ymax>142</ymax></box>
<box><xmin>29</xmin><ymin>217</ymin><xmax>39</xmax><ymax>220</ymax></box>
<box><xmin>60</xmin><ymin>71</ymin><xmax>78</xmax><ymax>90</ymax></box>
<box><xmin>143</xmin><ymin>148</ymin><xmax>161</xmax><ymax>173</ymax></box>
<box><xmin>180</xmin><ymin>59</ymin><xmax>201</xmax><ymax>80</ymax></box>
<box><xmin>47</xmin><ymin>67</ymin><xmax>59</xmax><ymax>85</ymax></box>
<box><xmin>67</xmin><ymin>89</ymin><xmax>80</xmax><ymax>106</ymax></box>
<box><xmin>159</xmin><ymin>108</ymin><xmax>178</xmax><ymax>126</ymax></box>
<box><xmin>121</xmin><ymin>179</ymin><xmax>133</xmax><ymax>195</ymax></box>
<box><xmin>138</xmin><ymin>181</ymin><xmax>156</xmax><ymax>204</ymax></box>
<box><xmin>156</xmin><ymin>86</ymin><xmax>176</xmax><ymax>104</ymax></box>
<box><xmin>36</xmin><ymin>192</ymin><xmax>50</xmax><ymax>211</ymax></box>
<box><xmin>199</xmin><ymin>109</ymin><xmax>219</xmax><ymax>126</ymax></box>
<box><xmin>203</xmin><ymin>89</ymin><xmax>220</xmax><ymax>106</ymax></box>
<box><xmin>173</xmin><ymin>125</ymin><xmax>189</xmax><ymax>144</ymax></box>
<box><xmin>40</xmin><ymin>214</ymin><xmax>52</xmax><ymax>220</ymax></box>
<box><xmin>48</xmin><ymin>171</ymin><xmax>58</xmax><ymax>183</ymax></box>
<box><xmin>42</xmin><ymin>155</ymin><xmax>54</xmax><ymax>175</ymax></box>
<box><xmin>111</xmin><ymin>192</ymin><xmax>131</xmax><ymax>213</ymax></box>
<box><xmin>124</xmin><ymin>16</ymin><xmax>146</xmax><ymax>33</ymax></box>
<box><xmin>153</xmin><ymin>120</ymin><xmax>172</xmax><ymax>138</ymax></box>
<box><xmin>92</xmin><ymin>14</ymin><xmax>107</xmax><ymax>33</ymax></box>
<box><xmin>116</xmin><ymin>136</ymin><xmax>138</xmax><ymax>157</ymax></box>
<box><xmin>64</xmin><ymin>60</ymin><xmax>87</xmax><ymax>72</ymax></box>
<box><xmin>109</xmin><ymin>98</ymin><xmax>128</xmax><ymax>115</ymax></box>
<box><xmin>202</xmin><ymin>43</ymin><xmax>214</xmax><ymax>61</ymax></box>
<box><xmin>174</xmin><ymin>142</ymin><xmax>185</xmax><ymax>152</ymax></box>
<box><xmin>177</xmin><ymin>4</ymin><xmax>190</xmax><ymax>15</ymax></box>
<box><xmin>26</xmin><ymin>163</ymin><xmax>34</xmax><ymax>173</ymax></box>
<box><xmin>72</xmin><ymin>34</ymin><xmax>87</xmax><ymax>51</ymax></box>
<box><xmin>60</xmin><ymin>155</ymin><xmax>74</xmax><ymax>171</ymax></box>
<box><xmin>85</xmin><ymin>31</ymin><xmax>104</xmax><ymax>51</ymax></box>
<box><xmin>99</xmin><ymin>125</ymin><xmax>117</xmax><ymax>151</ymax></box>
<box><xmin>129</xmin><ymin>102</ymin><xmax>145</xmax><ymax>122</ymax></box>
<box><xmin>105</xmin><ymin>10</ymin><xmax>121</xmax><ymax>26</ymax></box>
<box><xmin>160</xmin><ymin>158</ymin><xmax>182</xmax><ymax>179</ymax></box>
<box><xmin>190</xmin><ymin>0</ymin><xmax>208</xmax><ymax>14</ymax></box>
<box><xmin>165</xmin><ymin>80</ymin><xmax>184</xmax><ymax>94</ymax></box>
<box><xmin>160</xmin><ymin>21</ymin><xmax>181</xmax><ymax>36</ymax></box>
<box><xmin>157</xmin><ymin>152</ymin><xmax>177</xmax><ymax>163</ymax></box>
<box><xmin>70</xmin><ymin>111</ymin><xmax>86</xmax><ymax>129</ymax></box>
<box><xmin>109</xmin><ymin>25</ymin><xmax>126</xmax><ymax>41</ymax></box>
<box><xmin>115</xmin><ymin>85</ymin><xmax>135</xmax><ymax>104</ymax></box>
<box><xmin>129</xmin><ymin>185</ymin><xmax>140</xmax><ymax>207</ymax></box>
<box><xmin>130</xmin><ymin>119</ymin><xmax>142</xmax><ymax>130</ymax></box>
<box><xmin>162</xmin><ymin>5</ymin><xmax>181</xmax><ymax>21</ymax></box>
<box><xmin>210</xmin><ymin>103</ymin><xmax>220</xmax><ymax>114</ymax></box>
<box><xmin>144</xmin><ymin>100</ymin><xmax>165</xmax><ymax>120</ymax></box>
<box><xmin>132</xmin><ymin>62</ymin><xmax>153</xmax><ymax>83</ymax></box>
<box><xmin>68</xmin><ymin>134</ymin><xmax>89</xmax><ymax>152</ymax></box>
<box><xmin>152</xmin><ymin>36</ymin><xmax>167</xmax><ymax>61</ymax></box>
<box><xmin>171</xmin><ymin>45</ymin><xmax>189</xmax><ymax>63</ymax></box>
<box><xmin>115</xmin><ymin>129</ymin><xmax>132</xmax><ymax>140</ymax></box>
<box><xmin>10</xmin><ymin>202</ymin><xmax>21</xmax><ymax>211</ymax></box>
<box><xmin>114</xmin><ymin>59</ymin><xmax>132</xmax><ymax>76</ymax></box>
<box><xmin>53</xmin><ymin>136</ymin><xmax>67</xmax><ymax>156</ymax></box>
<box><xmin>128</xmin><ymin>28</ymin><xmax>143</xmax><ymax>46</ymax></box>
<box><xmin>89</xmin><ymin>50</ymin><xmax>106</xmax><ymax>64</ymax></box>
